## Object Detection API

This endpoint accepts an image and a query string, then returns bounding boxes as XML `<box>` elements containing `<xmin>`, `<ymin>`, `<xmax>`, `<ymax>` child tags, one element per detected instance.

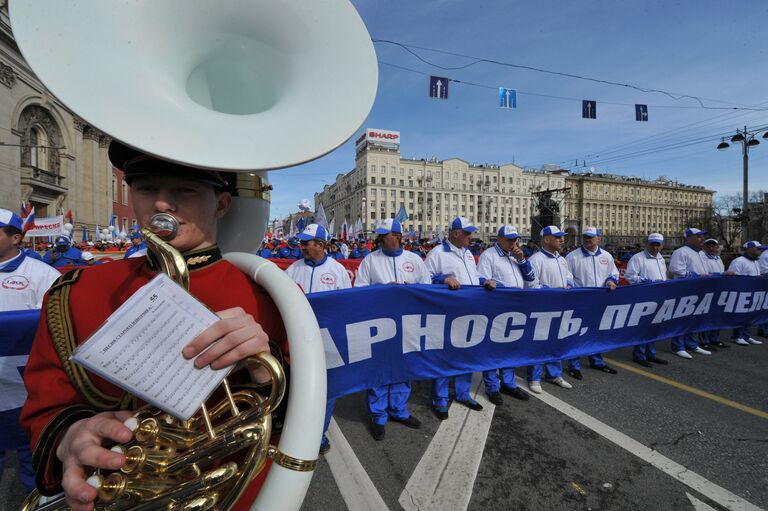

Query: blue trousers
<box><xmin>483</xmin><ymin>368</ymin><xmax>517</xmax><ymax>393</ymax></box>
<box><xmin>700</xmin><ymin>330</ymin><xmax>720</xmax><ymax>345</ymax></box>
<box><xmin>322</xmin><ymin>397</ymin><xmax>337</xmax><ymax>435</ymax></box>
<box><xmin>733</xmin><ymin>326</ymin><xmax>751</xmax><ymax>340</ymax></box>
<box><xmin>0</xmin><ymin>447</ymin><xmax>35</xmax><ymax>493</ymax></box>
<box><xmin>567</xmin><ymin>354</ymin><xmax>606</xmax><ymax>371</ymax></box>
<box><xmin>432</xmin><ymin>373</ymin><xmax>473</xmax><ymax>407</ymax></box>
<box><xmin>367</xmin><ymin>382</ymin><xmax>412</xmax><ymax>425</ymax></box>
<box><xmin>527</xmin><ymin>361</ymin><xmax>562</xmax><ymax>382</ymax></box>
<box><xmin>671</xmin><ymin>334</ymin><xmax>699</xmax><ymax>352</ymax></box>
<box><xmin>632</xmin><ymin>342</ymin><xmax>657</xmax><ymax>361</ymax></box>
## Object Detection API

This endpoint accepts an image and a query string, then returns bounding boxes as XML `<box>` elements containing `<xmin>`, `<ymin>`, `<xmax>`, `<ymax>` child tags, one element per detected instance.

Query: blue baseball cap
<box><xmin>684</xmin><ymin>227</ymin><xmax>706</xmax><ymax>237</ymax></box>
<box><xmin>540</xmin><ymin>225</ymin><xmax>565</xmax><ymax>237</ymax></box>
<box><xmin>55</xmin><ymin>235</ymin><xmax>70</xmax><ymax>246</ymax></box>
<box><xmin>648</xmin><ymin>233</ymin><xmax>664</xmax><ymax>244</ymax></box>
<box><xmin>375</xmin><ymin>218</ymin><xmax>403</xmax><ymax>235</ymax></box>
<box><xmin>0</xmin><ymin>208</ymin><xmax>23</xmax><ymax>230</ymax></box>
<box><xmin>582</xmin><ymin>226</ymin><xmax>601</xmax><ymax>237</ymax></box>
<box><xmin>743</xmin><ymin>240</ymin><xmax>767</xmax><ymax>250</ymax></box>
<box><xmin>297</xmin><ymin>224</ymin><xmax>330</xmax><ymax>242</ymax></box>
<box><xmin>450</xmin><ymin>216</ymin><xmax>477</xmax><ymax>233</ymax></box>
<box><xmin>129</xmin><ymin>231</ymin><xmax>142</xmax><ymax>240</ymax></box>
<box><xmin>497</xmin><ymin>225</ymin><xmax>520</xmax><ymax>239</ymax></box>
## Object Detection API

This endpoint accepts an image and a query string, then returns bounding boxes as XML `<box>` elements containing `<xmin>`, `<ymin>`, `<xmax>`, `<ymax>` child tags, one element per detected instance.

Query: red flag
<box><xmin>65</xmin><ymin>209</ymin><xmax>73</xmax><ymax>222</ymax></box>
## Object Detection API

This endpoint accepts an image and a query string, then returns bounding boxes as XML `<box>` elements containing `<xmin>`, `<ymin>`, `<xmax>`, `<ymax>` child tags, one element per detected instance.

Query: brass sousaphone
<box><xmin>10</xmin><ymin>0</ymin><xmax>377</xmax><ymax>509</ymax></box>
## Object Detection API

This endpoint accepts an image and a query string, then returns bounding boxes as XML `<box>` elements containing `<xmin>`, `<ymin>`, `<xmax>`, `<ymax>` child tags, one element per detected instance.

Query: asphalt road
<box><xmin>4</xmin><ymin>330</ymin><xmax>766</xmax><ymax>510</ymax></box>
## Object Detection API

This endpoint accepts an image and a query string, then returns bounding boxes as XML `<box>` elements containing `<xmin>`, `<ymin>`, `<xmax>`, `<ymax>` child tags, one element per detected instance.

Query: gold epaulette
<box><xmin>46</xmin><ymin>269</ymin><xmax>133</xmax><ymax>410</ymax></box>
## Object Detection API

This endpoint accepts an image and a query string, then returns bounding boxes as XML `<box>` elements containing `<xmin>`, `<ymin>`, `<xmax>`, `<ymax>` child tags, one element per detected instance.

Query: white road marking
<box><xmin>399</xmin><ymin>375</ymin><xmax>495</xmax><ymax>511</ymax></box>
<box><xmin>687</xmin><ymin>492</ymin><xmax>719</xmax><ymax>511</ymax></box>
<box><xmin>325</xmin><ymin>418</ymin><xmax>389</xmax><ymax>511</ymax></box>
<box><xmin>518</xmin><ymin>377</ymin><xmax>763</xmax><ymax>511</ymax></box>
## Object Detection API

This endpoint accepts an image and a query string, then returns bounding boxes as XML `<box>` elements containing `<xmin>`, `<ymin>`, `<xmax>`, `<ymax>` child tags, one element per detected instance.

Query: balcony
<box><xmin>21</xmin><ymin>165</ymin><xmax>67</xmax><ymax>195</ymax></box>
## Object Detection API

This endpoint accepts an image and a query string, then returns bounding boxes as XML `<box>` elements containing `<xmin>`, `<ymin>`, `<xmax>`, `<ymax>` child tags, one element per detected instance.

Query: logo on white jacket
<box><xmin>2</xmin><ymin>275</ymin><xmax>29</xmax><ymax>290</ymax></box>
<box><xmin>320</xmin><ymin>273</ymin><xmax>337</xmax><ymax>285</ymax></box>
<box><xmin>599</xmin><ymin>256</ymin><xmax>609</xmax><ymax>264</ymax></box>
<box><xmin>401</xmin><ymin>262</ymin><xmax>415</xmax><ymax>273</ymax></box>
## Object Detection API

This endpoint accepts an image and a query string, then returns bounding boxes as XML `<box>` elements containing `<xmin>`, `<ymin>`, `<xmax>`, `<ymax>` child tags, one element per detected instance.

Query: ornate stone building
<box><xmin>0</xmin><ymin>4</ymin><xmax>115</xmax><ymax>233</ymax></box>
<box><xmin>315</xmin><ymin>129</ymin><xmax>567</xmax><ymax>241</ymax></box>
<box><xmin>565</xmin><ymin>172</ymin><xmax>714</xmax><ymax>247</ymax></box>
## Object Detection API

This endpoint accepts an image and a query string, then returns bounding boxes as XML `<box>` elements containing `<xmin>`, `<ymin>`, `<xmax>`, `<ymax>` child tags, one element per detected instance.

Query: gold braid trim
<box><xmin>47</xmin><ymin>269</ymin><xmax>132</xmax><ymax>410</ymax></box>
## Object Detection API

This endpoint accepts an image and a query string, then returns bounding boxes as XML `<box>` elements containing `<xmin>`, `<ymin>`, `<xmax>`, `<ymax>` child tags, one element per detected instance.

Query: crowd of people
<box><xmin>1</xmin><ymin>197</ymin><xmax>766</xmax><ymax>504</ymax></box>
<box><xmin>274</xmin><ymin>216</ymin><xmax>767</xmax><ymax>454</ymax></box>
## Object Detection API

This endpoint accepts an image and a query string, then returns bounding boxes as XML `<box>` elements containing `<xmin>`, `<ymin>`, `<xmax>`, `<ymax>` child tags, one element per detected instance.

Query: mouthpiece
<box><xmin>147</xmin><ymin>213</ymin><xmax>179</xmax><ymax>241</ymax></box>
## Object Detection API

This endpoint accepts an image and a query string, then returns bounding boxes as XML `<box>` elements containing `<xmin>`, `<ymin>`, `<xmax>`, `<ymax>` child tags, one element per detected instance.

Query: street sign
<box><xmin>582</xmin><ymin>100</ymin><xmax>597</xmax><ymax>119</ymax></box>
<box><xmin>429</xmin><ymin>76</ymin><xmax>449</xmax><ymax>99</ymax></box>
<box><xmin>635</xmin><ymin>104</ymin><xmax>649</xmax><ymax>121</ymax></box>
<box><xmin>499</xmin><ymin>88</ymin><xmax>517</xmax><ymax>109</ymax></box>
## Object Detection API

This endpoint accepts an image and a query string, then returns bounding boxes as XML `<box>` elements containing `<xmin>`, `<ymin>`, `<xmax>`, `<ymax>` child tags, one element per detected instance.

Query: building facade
<box><xmin>565</xmin><ymin>173</ymin><xmax>714</xmax><ymax>247</ymax></box>
<box><xmin>314</xmin><ymin>129</ymin><xmax>568</xmax><ymax>241</ymax></box>
<box><xmin>0</xmin><ymin>4</ymin><xmax>117</xmax><ymax>235</ymax></box>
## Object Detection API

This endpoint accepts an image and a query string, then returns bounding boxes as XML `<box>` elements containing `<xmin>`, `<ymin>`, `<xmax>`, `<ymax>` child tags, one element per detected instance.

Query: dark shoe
<box><xmin>634</xmin><ymin>359</ymin><xmax>653</xmax><ymax>368</ymax></box>
<box><xmin>487</xmin><ymin>391</ymin><xmax>503</xmax><ymax>406</ymax></box>
<box><xmin>714</xmin><ymin>342</ymin><xmax>730</xmax><ymax>349</ymax></box>
<box><xmin>433</xmin><ymin>406</ymin><xmax>449</xmax><ymax>420</ymax></box>
<box><xmin>648</xmin><ymin>357</ymin><xmax>668</xmax><ymax>365</ymax></box>
<box><xmin>371</xmin><ymin>423</ymin><xmax>385</xmax><ymax>441</ymax></box>
<box><xmin>568</xmin><ymin>369</ymin><xmax>583</xmax><ymax>380</ymax></box>
<box><xmin>500</xmin><ymin>385</ymin><xmax>529</xmax><ymax>400</ymax></box>
<box><xmin>702</xmin><ymin>344</ymin><xmax>718</xmax><ymax>352</ymax></box>
<box><xmin>319</xmin><ymin>435</ymin><xmax>331</xmax><ymax>455</ymax></box>
<box><xmin>593</xmin><ymin>365</ymin><xmax>618</xmax><ymax>374</ymax></box>
<box><xmin>391</xmin><ymin>415</ymin><xmax>422</xmax><ymax>429</ymax></box>
<box><xmin>456</xmin><ymin>398</ymin><xmax>483</xmax><ymax>411</ymax></box>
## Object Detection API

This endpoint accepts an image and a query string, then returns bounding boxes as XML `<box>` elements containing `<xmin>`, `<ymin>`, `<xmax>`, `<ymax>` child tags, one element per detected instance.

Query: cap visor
<box><xmin>462</xmin><ymin>226</ymin><xmax>478</xmax><ymax>233</ymax></box>
<box><xmin>374</xmin><ymin>228</ymin><xmax>390</xmax><ymax>235</ymax></box>
<box><xmin>297</xmin><ymin>233</ymin><xmax>315</xmax><ymax>241</ymax></box>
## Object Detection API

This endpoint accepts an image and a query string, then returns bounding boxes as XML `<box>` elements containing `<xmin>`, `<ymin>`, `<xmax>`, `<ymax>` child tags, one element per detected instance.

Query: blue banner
<box><xmin>0</xmin><ymin>309</ymin><xmax>39</xmax><ymax>451</ymax></box>
<box><xmin>309</xmin><ymin>276</ymin><xmax>768</xmax><ymax>399</ymax></box>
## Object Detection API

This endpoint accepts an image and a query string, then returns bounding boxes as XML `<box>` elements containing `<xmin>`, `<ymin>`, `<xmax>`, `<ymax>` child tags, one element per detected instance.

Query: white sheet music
<box><xmin>71</xmin><ymin>273</ymin><xmax>231</xmax><ymax>420</ymax></box>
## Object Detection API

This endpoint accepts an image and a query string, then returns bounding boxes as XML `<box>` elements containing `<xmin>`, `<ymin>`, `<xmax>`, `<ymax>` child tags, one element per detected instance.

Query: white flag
<box><xmin>328</xmin><ymin>217</ymin><xmax>336</xmax><ymax>238</ymax></box>
<box><xmin>315</xmin><ymin>203</ymin><xmax>328</xmax><ymax>228</ymax></box>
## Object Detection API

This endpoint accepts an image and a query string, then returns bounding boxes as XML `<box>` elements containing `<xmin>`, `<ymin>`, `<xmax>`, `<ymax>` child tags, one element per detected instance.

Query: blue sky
<box><xmin>269</xmin><ymin>0</ymin><xmax>768</xmax><ymax>220</ymax></box>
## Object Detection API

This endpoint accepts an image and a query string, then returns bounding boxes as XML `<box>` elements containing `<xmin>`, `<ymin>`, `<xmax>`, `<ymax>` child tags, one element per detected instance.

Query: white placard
<box><xmin>70</xmin><ymin>273</ymin><xmax>230</xmax><ymax>420</ymax></box>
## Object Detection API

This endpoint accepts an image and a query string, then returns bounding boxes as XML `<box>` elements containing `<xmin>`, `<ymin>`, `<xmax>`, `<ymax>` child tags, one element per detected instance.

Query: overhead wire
<box><xmin>374</xmin><ymin>39</ymin><xmax>768</xmax><ymax>111</ymax></box>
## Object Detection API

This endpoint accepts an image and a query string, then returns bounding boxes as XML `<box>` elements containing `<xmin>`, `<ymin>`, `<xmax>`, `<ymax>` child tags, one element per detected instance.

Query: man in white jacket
<box><xmin>425</xmin><ymin>216</ymin><xmax>498</xmax><ymax>420</ymax></box>
<box><xmin>476</xmin><ymin>225</ymin><xmax>534</xmax><ymax>405</ymax></box>
<box><xmin>698</xmin><ymin>239</ymin><xmax>732</xmax><ymax>350</ymax></box>
<box><xmin>355</xmin><ymin>218</ymin><xmax>429</xmax><ymax>440</ymax></box>
<box><xmin>728</xmin><ymin>241</ymin><xmax>766</xmax><ymax>346</ymax></box>
<box><xmin>526</xmin><ymin>226</ymin><xmax>574</xmax><ymax>393</ymax></box>
<box><xmin>668</xmin><ymin>228</ymin><xmax>712</xmax><ymax>359</ymax></box>
<box><xmin>285</xmin><ymin>224</ymin><xmax>352</xmax><ymax>455</ymax></box>
<box><xmin>624</xmin><ymin>233</ymin><xmax>670</xmax><ymax>367</ymax></box>
<box><xmin>564</xmin><ymin>227</ymin><xmax>619</xmax><ymax>379</ymax></box>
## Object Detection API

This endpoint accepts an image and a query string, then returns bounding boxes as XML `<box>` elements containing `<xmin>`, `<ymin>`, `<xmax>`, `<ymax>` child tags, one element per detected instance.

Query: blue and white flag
<box><xmin>0</xmin><ymin>309</ymin><xmax>39</xmax><ymax>451</ymax></box>
<box><xmin>396</xmin><ymin>204</ymin><xmax>409</xmax><ymax>223</ymax></box>
<box><xmin>315</xmin><ymin>203</ymin><xmax>328</xmax><ymax>228</ymax></box>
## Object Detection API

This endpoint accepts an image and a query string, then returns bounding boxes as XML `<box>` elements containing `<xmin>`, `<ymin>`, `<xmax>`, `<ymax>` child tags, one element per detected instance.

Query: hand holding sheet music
<box><xmin>71</xmin><ymin>273</ymin><xmax>231</xmax><ymax>420</ymax></box>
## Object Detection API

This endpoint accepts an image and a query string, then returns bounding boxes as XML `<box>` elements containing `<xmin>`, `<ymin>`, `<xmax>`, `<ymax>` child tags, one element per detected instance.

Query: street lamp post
<box><xmin>717</xmin><ymin>126</ymin><xmax>768</xmax><ymax>242</ymax></box>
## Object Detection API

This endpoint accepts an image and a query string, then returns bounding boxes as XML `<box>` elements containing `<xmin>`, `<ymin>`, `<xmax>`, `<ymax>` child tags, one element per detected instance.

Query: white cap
<box><xmin>647</xmin><ymin>233</ymin><xmax>664</xmax><ymax>243</ymax></box>
<box><xmin>81</xmin><ymin>252</ymin><xmax>95</xmax><ymax>261</ymax></box>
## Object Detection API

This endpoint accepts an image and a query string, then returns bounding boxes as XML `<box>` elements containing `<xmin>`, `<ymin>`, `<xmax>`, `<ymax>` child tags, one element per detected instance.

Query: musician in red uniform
<box><xmin>20</xmin><ymin>142</ymin><xmax>287</xmax><ymax>511</ymax></box>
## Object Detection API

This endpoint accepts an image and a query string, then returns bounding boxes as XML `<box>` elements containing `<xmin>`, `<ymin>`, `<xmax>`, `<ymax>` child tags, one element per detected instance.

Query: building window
<box><xmin>112</xmin><ymin>174</ymin><xmax>118</xmax><ymax>203</ymax></box>
<box><xmin>122</xmin><ymin>180</ymin><xmax>128</xmax><ymax>205</ymax></box>
<box><xmin>371</xmin><ymin>165</ymin><xmax>376</xmax><ymax>173</ymax></box>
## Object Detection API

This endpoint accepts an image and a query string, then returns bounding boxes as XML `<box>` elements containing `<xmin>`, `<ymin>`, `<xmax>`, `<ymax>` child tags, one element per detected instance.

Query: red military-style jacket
<box><xmin>20</xmin><ymin>245</ymin><xmax>288</xmax><ymax>510</ymax></box>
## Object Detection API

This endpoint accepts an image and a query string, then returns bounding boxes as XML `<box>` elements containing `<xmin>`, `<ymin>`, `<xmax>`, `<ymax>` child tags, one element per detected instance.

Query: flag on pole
<box><xmin>81</xmin><ymin>225</ymin><xmax>89</xmax><ymax>243</ymax></box>
<box><xmin>315</xmin><ymin>203</ymin><xmax>328</xmax><ymax>228</ymax></box>
<box><xmin>65</xmin><ymin>209</ymin><xmax>73</xmax><ymax>224</ymax></box>
<box><xmin>296</xmin><ymin>217</ymin><xmax>306</xmax><ymax>233</ymax></box>
<box><xmin>22</xmin><ymin>206</ymin><xmax>36</xmax><ymax>234</ymax></box>
<box><xmin>328</xmin><ymin>217</ymin><xmax>336</xmax><ymax>238</ymax></box>
<box><xmin>341</xmin><ymin>218</ymin><xmax>349</xmax><ymax>242</ymax></box>
<box><xmin>396</xmin><ymin>204</ymin><xmax>409</xmax><ymax>224</ymax></box>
